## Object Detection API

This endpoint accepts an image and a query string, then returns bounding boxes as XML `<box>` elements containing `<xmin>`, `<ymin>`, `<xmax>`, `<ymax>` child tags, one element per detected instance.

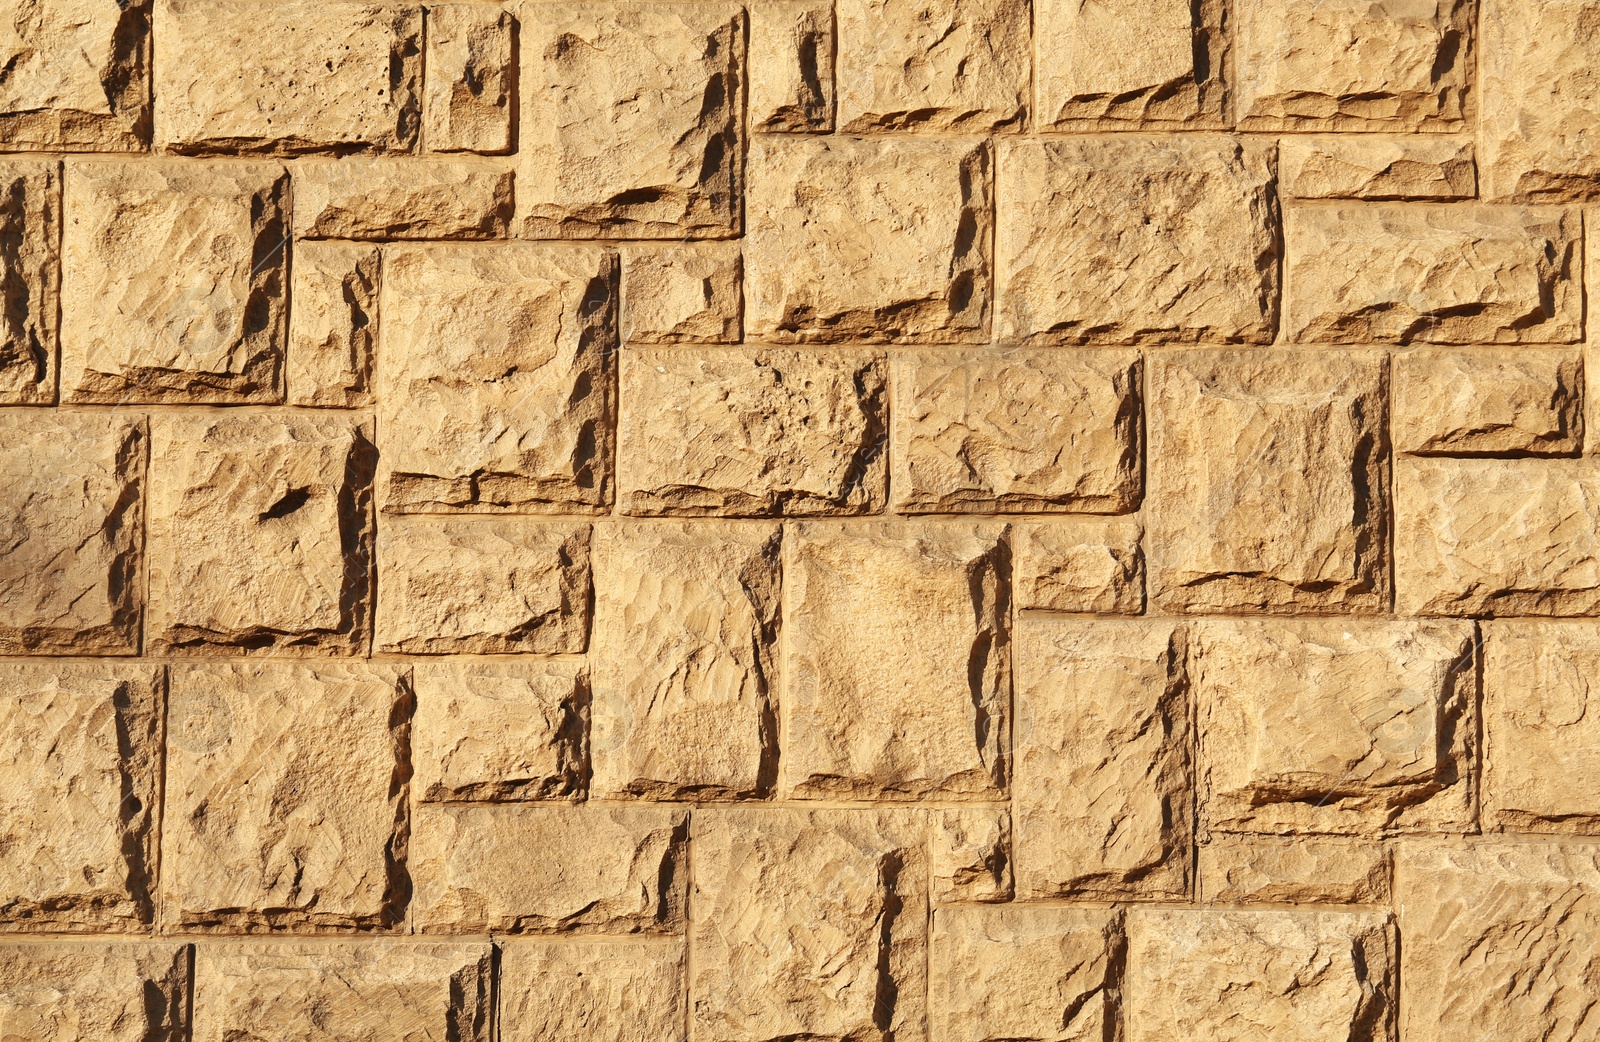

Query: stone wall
<box><xmin>2</xmin><ymin>0</ymin><xmax>1599</xmax><ymax>1039</ymax></box>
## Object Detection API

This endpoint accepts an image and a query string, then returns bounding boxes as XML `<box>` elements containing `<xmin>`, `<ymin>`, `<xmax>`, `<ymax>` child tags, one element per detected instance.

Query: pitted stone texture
<box><xmin>784</xmin><ymin>522</ymin><xmax>1008</xmax><ymax>800</ymax></box>
<box><xmin>1199</xmin><ymin>837</ymin><xmax>1390</xmax><ymax>905</ymax></box>
<box><xmin>0</xmin><ymin>411</ymin><xmax>145</xmax><ymax>654</ymax></box>
<box><xmin>154</xmin><ymin>0</ymin><xmax>421</xmax><ymax>153</ymax></box>
<box><xmin>375</xmin><ymin>518</ymin><xmax>590</xmax><ymax>655</ymax></box>
<box><xmin>834</xmin><ymin>0</ymin><xmax>1028</xmax><ymax>132</ymax></box>
<box><xmin>1036</xmin><ymin>0</ymin><xmax>1225</xmax><ymax>129</ymax></box>
<box><xmin>410</xmin><ymin>803</ymin><xmax>688</xmax><ymax>934</ymax></box>
<box><xmin>1286</xmin><ymin>205</ymin><xmax>1582</xmax><ymax>344</ymax></box>
<box><xmin>1393</xmin><ymin>348</ymin><xmax>1582</xmax><ymax>456</ymax></box>
<box><xmin>891</xmin><ymin>348</ymin><xmax>1141</xmax><ymax>514</ymax></box>
<box><xmin>0</xmin><ymin>0</ymin><xmax>150</xmax><ymax>150</ymax></box>
<box><xmin>691</xmin><ymin>808</ymin><xmax>928</xmax><ymax>1042</ymax></box>
<box><xmin>1194</xmin><ymin>620</ymin><xmax>1476</xmax><ymax>836</ymax></box>
<box><xmin>424</xmin><ymin>4</ymin><xmax>513</xmax><ymax>154</ymax></box>
<box><xmin>163</xmin><ymin>661</ymin><xmax>409</xmax><ymax>931</ymax></box>
<box><xmin>1281</xmin><ymin>137</ymin><xmax>1477</xmax><ymax>199</ymax></box>
<box><xmin>1014</xmin><ymin>619</ymin><xmax>1190</xmax><ymax>900</ymax></box>
<box><xmin>0</xmin><ymin>663</ymin><xmax>160</xmax><ymax>929</ymax></box>
<box><xmin>1396</xmin><ymin>457</ymin><xmax>1600</xmax><ymax>616</ymax></box>
<box><xmin>0</xmin><ymin>941</ymin><xmax>188</xmax><ymax>1042</ymax></box>
<box><xmin>1125</xmin><ymin>909</ymin><xmax>1396</xmax><ymax>1042</ymax></box>
<box><xmin>749</xmin><ymin>0</ymin><xmax>834</xmax><ymax>131</ymax></box>
<box><xmin>999</xmin><ymin>137</ymin><xmax>1279</xmax><ymax>344</ymax></box>
<box><xmin>1146</xmin><ymin>350</ymin><xmax>1390</xmax><ymax>615</ymax></box>
<box><xmin>1234</xmin><ymin>0</ymin><xmax>1471</xmax><ymax>131</ymax></box>
<box><xmin>591</xmin><ymin>522</ymin><xmax>781</xmax><ymax>801</ymax></box>
<box><xmin>378</xmin><ymin>244</ymin><xmax>616</xmax><ymax>514</ymax></box>
<box><xmin>191</xmin><ymin>943</ymin><xmax>491</xmax><ymax>1042</ymax></box>
<box><xmin>618</xmin><ymin>348</ymin><xmax>886</xmax><ymax>516</ymax></box>
<box><xmin>291</xmin><ymin>158</ymin><xmax>512</xmax><ymax>240</ymax></box>
<box><xmin>931</xmin><ymin>806</ymin><xmax>1013</xmax><ymax>903</ymax></box>
<box><xmin>500</xmin><ymin>940</ymin><xmax>684</xmax><ymax>1042</ymax></box>
<box><xmin>621</xmin><ymin>243</ymin><xmax>742</xmax><ymax>344</ymax></box>
<box><xmin>61</xmin><ymin>160</ymin><xmax>288</xmax><ymax>403</ymax></box>
<box><xmin>0</xmin><ymin>159</ymin><xmax>59</xmax><ymax>403</ymax></box>
<box><xmin>746</xmin><ymin>136</ymin><xmax>990</xmax><ymax>343</ymax></box>
<box><xmin>287</xmin><ymin>241</ymin><xmax>379</xmax><ymax>408</ymax></box>
<box><xmin>147</xmin><ymin>415</ymin><xmax>373</xmax><ymax>655</ymax></box>
<box><xmin>1015</xmin><ymin>520</ymin><xmax>1144</xmax><ymax>614</ymax></box>
<box><xmin>518</xmin><ymin>4</ymin><xmax>743</xmax><ymax>239</ymax></box>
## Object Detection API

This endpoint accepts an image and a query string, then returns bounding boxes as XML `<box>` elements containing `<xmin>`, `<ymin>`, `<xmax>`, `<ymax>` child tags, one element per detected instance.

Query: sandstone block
<box><xmin>618</xmin><ymin>348</ymin><xmax>886</xmax><ymax>516</ymax></box>
<box><xmin>749</xmin><ymin>0</ymin><xmax>834</xmax><ymax>132</ymax></box>
<box><xmin>591</xmin><ymin>522</ymin><xmax>781</xmax><ymax>800</ymax></box>
<box><xmin>375</xmin><ymin>518</ymin><xmax>590</xmax><ymax>654</ymax></box>
<box><xmin>61</xmin><ymin>160</ymin><xmax>288</xmax><ymax>403</ymax></box>
<box><xmin>745</xmin><ymin>136</ymin><xmax>990</xmax><ymax>343</ymax></box>
<box><xmin>500</xmin><ymin>940</ymin><xmax>683</xmax><ymax>1042</ymax></box>
<box><xmin>1014</xmin><ymin>520</ymin><xmax>1143</xmax><ymax>614</ymax></box>
<box><xmin>1393</xmin><ymin>347</ymin><xmax>1582</xmax><ymax>456</ymax></box>
<box><xmin>1199</xmin><ymin>837</ymin><xmax>1389</xmax><ymax>906</ymax></box>
<box><xmin>0</xmin><ymin>411</ymin><xmax>145</xmax><ymax>654</ymax></box>
<box><xmin>163</xmin><ymin>662</ymin><xmax>409</xmax><ymax>930</ymax></box>
<box><xmin>287</xmin><ymin>241</ymin><xmax>379</xmax><ymax>408</ymax></box>
<box><xmin>931</xmin><ymin>806</ymin><xmax>1013</xmax><ymax>903</ymax></box>
<box><xmin>1280</xmin><ymin>137</ymin><xmax>1477</xmax><ymax>200</ymax></box>
<box><xmin>891</xmin><ymin>348</ymin><xmax>1140</xmax><ymax>514</ymax></box>
<box><xmin>784</xmin><ymin>522</ymin><xmax>1008</xmax><ymax>800</ymax></box>
<box><xmin>998</xmin><ymin>137</ymin><xmax>1278</xmax><ymax>344</ymax></box>
<box><xmin>1146</xmin><ymin>350</ymin><xmax>1390</xmax><ymax>614</ymax></box>
<box><xmin>1285</xmin><ymin>205</ymin><xmax>1582</xmax><ymax>344</ymax></box>
<box><xmin>147</xmin><ymin>415</ymin><xmax>373</xmax><ymax>655</ymax></box>
<box><xmin>621</xmin><ymin>243</ymin><xmax>742</xmax><ymax>343</ymax></box>
<box><xmin>0</xmin><ymin>0</ymin><xmax>150</xmax><ymax>150</ymax></box>
<box><xmin>1014</xmin><ymin>619</ymin><xmax>1190</xmax><ymax>900</ymax></box>
<box><xmin>291</xmin><ymin>158</ymin><xmax>512</xmax><ymax>239</ymax></box>
<box><xmin>518</xmin><ymin>4</ymin><xmax>743</xmax><ymax>238</ymax></box>
<box><xmin>0</xmin><ymin>159</ymin><xmax>59</xmax><ymax>403</ymax></box>
<box><xmin>378</xmin><ymin>244</ymin><xmax>616</xmax><ymax>513</ymax></box>
<box><xmin>154</xmin><ymin>0</ymin><xmax>422</xmax><ymax>153</ymax></box>
<box><xmin>423</xmin><ymin>4</ymin><xmax>513</xmax><ymax>153</ymax></box>
<box><xmin>410</xmin><ymin>803</ymin><xmax>688</xmax><ymax>933</ymax></box>
<box><xmin>0</xmin><ymin>941</ymin><xmax>188</xmax><ymax>1042</ymax></box>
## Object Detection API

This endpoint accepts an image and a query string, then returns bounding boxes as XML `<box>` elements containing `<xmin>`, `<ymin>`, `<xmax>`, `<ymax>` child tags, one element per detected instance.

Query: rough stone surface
<box><xmin>0</xmin><ymin>158</ymin><xmax>59</xmax><ymax>403</ymax></box>
<box><xmin>0</xmin><ymin>0</ymin><xmax>151</xmax><ymax>150</ymax></box>
<box><xmin>423</xmin><ymin>4</ymin><xmax>513</xmax><ymax>154</ymax></box>
<box><xmin>621</xmin><ymin>243</ymin><xmax>742</xmax><ymax>344</ymax></box>
<box><xmin>1393</xmin><ymin>347</ymin><xmax>1583</xmax><ymax>456</ymax></box>
<box><xmin>291</xmin><ymin>158</ymin><xmax>512</xmax><ymax>240</ymax></box>
<box><xmin>1280</xmin><ymin>137</ymin><xmax>1477</xmax><ymax>199</ymax></box>
<box><xmin>0</xmin><ymin>941</ymin><xmax>188</xmax><ymax>1042</ymax></box>
<box><xmin>749</xmin><ymin>0</ymin><xmax>834</xmax><ymax>132</ymax></box>
<box><xmin>500</xmin><ymin>940</ymin><xmax>684</xmax><ymax>1042</ymax></box>
<box><xmin>287</xmin><ymin>241</ymin><xmax>379</xmax><ymax>408</ymax></box>
<box><xmin>931</xmin><ymin>806</ymin><xmax>1013</xmax><ymax>903</ymax></box>
<box><xmin>1199</xmin><ymin>837</ymin><xmax>1390</xmax><ymax>906</ymax></box>
<box><xmin>1014</xmin><ymin>520</ymin><xmax>1144</xmax><ymax>614</ymax></box>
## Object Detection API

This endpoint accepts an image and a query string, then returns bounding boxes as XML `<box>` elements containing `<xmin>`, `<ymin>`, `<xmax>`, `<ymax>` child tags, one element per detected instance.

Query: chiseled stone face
<box><xmin>1392</xmin><ymin>347</ymin><xmax>1583</xmax><ymax>456</ymax></box>
<box><xmin>0</xmin><ymin>159</ymin><xmax>59</xmax><ymax>403</ymax></box>
<box><xmin>287</xmin><ymin>241</ymin><xmax>379</xmax><ymax>408</ymax></box>
<box><xmin>0</xmin><ymin>0</ymin><xmax>151</xmax><ymax>150</ymax></box>
<box><xmin>1279</xmin><ymin>137</ymin><xmax>1477</xmax><ymax>200</ymax></box>
<box><xmin>290</xmin><ymin>158</ymin><xmax>512</xmax><ymax>240</ymax></box>
<box><xmin>423</xmin><ymin>4</ymin><xmax>513</xmax><ymax>154</ymax></box>
<box><xmin>749</xmin><ymin>0</ymin><xmax>834</xmax><ymax>132</ymax></box>
<box><xmin>0</xmin><ymin>941</ymin><xmax>188</xmax><ymax>1042</ymax></box>
<box><xmin>1014</xmin><ymin>520</ymin><xmax>1144</xmax><ymax>614</ymax></box>
<box><xmin>621</xmin><ymin>242</ymin><xmax>743</xmax><ymax>344</ymax></box>
<box><xmin>931</xmin><ymin>806</ymin><xmax>1013</xmax><ymax>903</ymax></box>
<box><xmin>1199</xmin><ymin>837</ymin><xmax>1390</xmax><ymax>906</ymax></box>
<box><xmin>500</xmin><ymin>940</ymin><xmax>683</xmax><ymax>1042</ymax></box>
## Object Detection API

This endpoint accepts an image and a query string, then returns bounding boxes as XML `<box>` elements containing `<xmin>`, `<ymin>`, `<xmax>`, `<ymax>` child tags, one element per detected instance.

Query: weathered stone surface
<box><xmin>0</xmin><ymin>411</ymin><xmax>145</xmax><ymax>654</ymax></box>
<box><xmin>621</xmin><ymin>243</ymin><xmax>742</xmax><ymax>344</ymax></box>
<box><xmin>147</xmin><ymin>415</ymin><xmax>373</xmax><ymax>654</ymax></box>
<box><xmin>0</xmin><ymin>0</ymin><xmax>150</xmax><ymax>150</ymax></box>
<box><xmin>291</xmin><ymin>158</ymin><xmax>512</xmax><ymax>239</ymax></box>
<box><xmin>1014</xmin><ymin>619</ymin><xmax>1190</xmax><ymax>900</ymax></box>
<box><xmin>784</xmin><ymin>522</ymin><xmax>1008</xmax><ymax>800</ymax></box>
<box><xmin>1014</xmin><ymin>520</ymin><xmax>1143</xmax><ymax>614</ymax></box>
<box><xmin>591</xmin><ymin>522</ymin><xmax>780</xmax><ymax>800</ymax></box>
<box><xmin>998</xmin><ymin>137</ymin><xmax>1278</xmax><ymax>344</ymax></box>
<box><xmin>61</xmin><ymin>160</ymin><xmax>288</xmax><ymax>403</ymax></box>
<box><xmin>1285</xmin><ymin>205</ymin><xmax>1582</xmax><ymax>344</ymax></box>
<box><xmin>0</xmin><ymin>159</ymin><xmax>58</xmax><ymax>403</ymax></box>
<box><xmin>423</xmin><ymin>3</ymin><xmax>513</xmax><ymax>154</ymax></box>
<box><xmin>1124</xmin><ymin>909</ymin><xmax>1395</xmax><ymax>1042</ymax></box>
<box><xmin>931</xmin><ymin>806</ymin><xmax>1013</xmax><ymax>903</ymax></box>
<box><xmin>375</xmin><ymin>518</ymin><xmax>590</xmax><ymax>654</ymax></box>
<box><xmin>410</xmin><ymin>803</ymin><xmax>688</xmax><ymax>933</ymax></box>
<box><xmin>1234</xmin><ymin>0</ymin><xmax>1471</xmax><ymax>130</ymax></box>
<box><xmin>1194</xmin><ymin>620</ymin><xmax>1475</xmax><ymax>837</ymax></box>
<box><xmin>518</xmin><ymin>4</ymin><xmax>743</xmax><ymax>239</ymax></box>
<box><xmin>287</xmin><ymin>241</ymin><xmax>379</xmax><ymax>408</ymax></box>
<box><xmin>0</xmin><ymin>941</ymin><xmax>188</xmax><ymax>1042</ymax></box>
<box><xmin>1396</xmin><ymin>457</ymin><xmax>1600</xmax><ymax>616</ymax></box>
<box><xmin>163</xmin><ymin>661</ymin><xmax>409</xmax><ymax>930</ymax></box>
<box><xmin>746</xmin><ymin>136</ymin><xmax>990</xmax><ymax>343</ymax></box>
<box><xmin>1281</xmin><ymin>136</ymin><xmax>1477</xmax><ymax>199</ymax></box>
<box><xmin>618</xmin><ymin>348</ymin><xmax>886</xmax><ymax>516</ymax></box>
<box><xmin>749</xmin><ymin>0</ymin><xmax>834</xmax><ymax>132</ymax></box>
<box><xmin>0</xmin><ymin>663</ymin><xmax>160</xmax><ymax>929</ymax></box>
<box><xmin>501</xmin><ymin>940</ymin><xmax>683</xmax><ymax>1042</ymax></box>
<box><xmin>1146</xmin><ymin>350</ymin><xmax>1390</xmax><ymax>614</ymax></box>
<box><xmin>377</xmin><ymin>244</ymin><xmax>616</xmax><ymax>513</ymax></box>
<box><xmin>891</xmin><ymin>348</ymin><xmax>1140</xmax><ymax>514</ymax></box>
<box><xmin>1199</xmin><ymin>837</ymin><xmax>1390</xmax><ymax>905</ymax></box>
<box><xmin>154</xmin><ymin>0</ymin><xmax>422</xmax><ymax>153</ymax></box>
<box><xmin>191</xmin><ymin>943</ymin><xmax>491</xmax><ymax>1042</ymax></box>
<box><xmin>834</xmin><ymin>0</ymin><xmax>1028</xmax><ymax>131</ymax></box>
<box><xmin>1393</xmin><ymin>347</ymin><xmax>1582</xmax><ymax>456</ymax></box>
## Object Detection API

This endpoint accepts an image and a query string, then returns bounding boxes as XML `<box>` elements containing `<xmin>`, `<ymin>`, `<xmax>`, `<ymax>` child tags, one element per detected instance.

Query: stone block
<box><xmin>749</xmin><ymin>0</ymin><xmax>834</xmax><ymax>131</ymax></box>
<box><xmin>1014</xmin><ymin>520</ymin><xmax>1144</xmax><ymax>614</ymax></box>
<box><xmin>0</xmin><ymin>0</ymin><xmax>150</xmax><ymax>150</ymax></box>
<box><xmin>500</xmin><ymin>940</ymin><xmax>683</xmax><ymax>1042</ymax></box>
<box><xmin>1198</xmin><ymin>837</ymin><xmax>1390</xmax><ymax>905</ymax></box>
<box><xmin>0</xmin><ymin>159</ymin><xmax>59</xmax><ymax>403</ymax></box>
<box><xmin>291</xmin><ymin>158</ymin><xmax>512</xmax><ymax>239</ymax></box>
<box><xmin>423</xmin><ymin>3</ymin><xmax>513</xmax><ymax>153</ymax></box>
<box><xmin>0</xmin><ymin>941</ymin><xmax>188</xmax><ymax>1042</ymax></box>
<box><xmin>1393</xmin><ymin>347</ymin><xmax>1582</xmax><ymax>456</ymax></box>
<box><xmin>931</xmin><ymin>806</ymin><xmax>1013</xmax><ymax>903</ymax></box>
<box><xmin>621</xmin><ymin>242</ymin><xmax>742</xmax><ymax>344</ymax></box>
<box><xmin>1280</xmin><ymin>136</ymin><xmax>1477</xmax><ymax>199</ymax></box>
<box><xmin>287</xmin><ymin>241</ymin><xmax>379</xmax><ymax>408</ymax></box>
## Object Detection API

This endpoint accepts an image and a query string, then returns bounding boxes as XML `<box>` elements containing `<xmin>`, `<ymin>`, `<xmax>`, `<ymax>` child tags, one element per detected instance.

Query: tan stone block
<box><xmin>147</xmin><ymin>415</ymin><xmax>373</xmax><ymax>655</ymax></box>
<box><xmin>411</xmin><ymin>803</ymin><xmax>688</xmax><ymax>933</ymax></box>
<box><xmin>784</xmin><ymin>522</ymin><xmax>1008</xmax><ymax>800</ymax></box>
<box><xmin>749</xmin><ymin>0</ymin><xmax>834</xmax><ymax>132</ymax></box>
<box><xmin>0</xmin><ymin>412</ymin><xmax>145</xmax><ymax>654</ymax></box>
<box><xmin>1125</xmin><ymin>909</ymin><xmax>1395</xmax><ymax>1042</ymax></box>
<box><xmin>1014</xmin><ymin>619</ymin><xmax>1190</xmax><ymax>900</ymax></box>
<box><xmin>500</xmin><ymin>939</ymin><xmax>683</xmax><ymax>1042</ymax></box>
<box><xmin>0</xmin><ymin>662</ymin><xmax>160</xmax><ymax>929</ymax></box>
<box><xmin>1014</xmin><ymin>520</ymin><xmax>1143</xmax><ymax>614</ymax></box>
<box><xmin>834</xmin><ymin>0</ymin><xmax>1028</xmax><ymax>132</ymax></box>
<box><xmin>423</xmin><ymin>3</ymin><xmax>513</xmax><ymax>154</ymax></box>
<box><xmin>0</xmin><ymin>159</ymin><xmax>59</xmax><ymax>403</ymax></box>
<box><xmin>999</xmin><ymin>137</ymin><xmax>1278</xmax><ymax>344</ymax></box>
<box><xmin>1194</xmin><ymin>619</ymin><xmax>1475</xmax><ymax>836</ymax></box>
<box><xmin>621</xmin><ymin>242</ymin><xmax>742</xmax><ymax>344</ymax></box>
<box><xmin>154</xmin><ymin>0</ymin><xmax>422</xmax><ymax>153</ymax></box>
<box><xmin>591</xmin><ymin>522</ymin><xmax>780</xmax><ymax>800</ymax></box>
<box><xmin>931</xmin><ymin>906</ymin><xmax>1120</xmax><ymax>1042</ymax></box>
<box><xmin>0</xmin><ymin>941</ymin><xmax>188</xmax><ymax>1042</ymax></box>
<box><xmin>1199</xmin><ymin>837</ymin><xmax>1389</xmax><ymax>905</ymax></box>
<box><xmin>891</xmin><ymin>348</ymin><xmax>1141</xmax><ymax>514</ymax></box>
<box><xmin>291</xmin><ymin>158</ymin><xmax>512</xmax><ymax>240</ymax></box>
<box><xmin>1393</xmin><ymin>347</ymin><xmax>1582</xmax><ymax>456</ymax></box>
<box><xmin>618</xmin><ymin>348</ymin><xmax>886</xmax><ymax>516</ymax></box>
<box><xmin>375</xmin><ymin>518</ymin><xmax>590</xmax><ymax>654</ymax></box>
<box><xmin>191</xmin><ymin>943</ymin><xmax>491</xmax><ymax>1042</ymax></box>
<box><xmin>518</xmin><ymin>4</ymin><xmax>743</xmax><ymax>239</ymax></box>
<box><xmin>690</xmin><ymin>808</ymin><xmax>928</xmax><ymax>1042</ymax></box>
<box><xmin>1286</xmin><ymin>205</ymin><xmax>1582</xmax><ymax>344</ymax></box>
<box><xmin>61</xmin><ymin>160</ymin><xmax>288</xmax><ymax>403</ymax></box>
<box><xmin>1396</xmin><ymin>457</ymin><xmax>1600</xmax><ymax>615</ymax></box>
<box><xmin>746</xmin><ymin>136</ymin><xmax>990</xmax><ymax>343</ymax></box>
<box><xmin>377</xmin><ymin>243</ymin><xmax>616</xmax><ymax>513</ymax></box>
<box><xmin>1234</xmin><ymin>0</ymin><xmax>1471</xmax><ymax>131</ymax></box>
<box><xmin>0</xmin><ymin>0</ymin><xmax>150</xmax><ymax>150</ymax></box>
<box><xmin>1280</xmin><ymin>136</ymin><xmax>1477</xmax><ymax>200</ymax></box>
<box><xmin>287</xmin><ymin>241</ymin><xmax>379</xmax><ymax>408</ymax></box>
<box><xmin>163</xmin><ymin>661</ymin><xmax>409</xmax><ymax>930</ymax></box>
<box><xmin>931</xmin><ymin>806</ymin><xmax>1013</xmax><ymax>903</ymax></box>
<box><xmin>1146</xmin><ymin>350</ymin><xmax>1389</xmax><ymax>614</ymax></box>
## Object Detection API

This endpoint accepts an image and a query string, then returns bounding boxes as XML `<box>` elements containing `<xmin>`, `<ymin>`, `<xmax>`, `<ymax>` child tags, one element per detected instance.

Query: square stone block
<box><xmin>1198</xmin><ymin>836</ymin><xmax>1389</xmax><ymax>906</ymax></box>
<box><xmin>1393</xmin><ymin>347</ymin><xmax>1582</xmax><ymax>456</ymax></box>
<box><xmin>0</xmin><ymin>941</ymin><xmax>188</xmax><ymax>1042</ymax></box>
<box><xmin>291</xmin><ymin>158</ymin><xmax>512</xmax><ymax>240</ymax></box>
<box><xmin>749</xmin><ymin>0</ymin><xmax>834</xmax><ymax>131</ymax></box>
<box><xmin>0</xmin><ymin>159</ymin><xmax>59</xmax><ymax>403</ymax></box>
<box><xmin>287</xmin><ymin>241</ymin><xmax>379</xmax><ymax>408</ymax></box>
<box><xmin>423</xmin><ymin>3</ymin><xmax>513</xmax><ymax>154</ymax></box>
<box><xmin>621</xmin><ymin>242</ymin><xmax>742</xmax><ymax>344</ymax></box>
<box><xmin>500</xmin><ymin>939</ymin><xmax>684</xmax><ymax>1042</ymax></box>
<box><xmin>1014</xmin><ymin>520</ymin><xmax>1143</xmax><ymax>614</ymax></box>
<box><xmin>0</xmin><ymin>0</ymin><xmax>150</xmax><ymax>150</ymax></box>
<box><xmin>1280</xmin><ymin>136</ymin><xmax>1477</xmax><ymax>200</ymax></box>
<box><xmin>931</xmin><ymin>806</ymin><xmax>1013</xmax><ymax>904</ymax></box>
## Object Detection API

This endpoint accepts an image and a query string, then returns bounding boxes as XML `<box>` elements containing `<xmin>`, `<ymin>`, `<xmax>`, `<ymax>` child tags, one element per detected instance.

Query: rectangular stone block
<box><xmin>0</xmin><ymin>159</ymin><xmax>59</xmax><ymax>403</ymax></box>
<box><xmin>287</xmin><ymin>241</ymin><xmax>379</xmax><ymax>408</ymax></box>
<box><xmin>500</xmin><ymin>939</ymin><xmax>683</xmax><ymax>1042</ymax></box>
<box><xmin>620</xmin><ymin>242</ymin><xmax>742</xmax><ymax>344</ymax></box>
<box><xmin>1199</xmin><ymin>837</ymin><xmax>1390</xmax><ymax>906</ymax></box>
<box><xmin>1014</xmin><ymin>520</ymin><xmax>1144</xmax><ymax>614</ymax></box>
<box><xmin>1393</xmin><ymin>347</ymin><xmax>1582</xmax><ymax>456</ymax></box>
<box><xmin>423</xmin><ymin>3</ymin><xmax>513</xmax><ymax>154</ymax></box>
<box><xmin>749</xmin><ymin>0</ymin><xmax>834</xmax><ymax>132</ymax></box>
<box><xmin>291</xmin><ymin>158</ymin><xmax>512</xmax><ymax>239</ymax></box>
<box><xmin>1280</xmin><ymin>136</ymin><xmax>1477</xmax><ymax>200</ymax></box>
<box><xmin>0</xmin><ymin>0</ymin><xmax>150</xmax><ymax>150</ymax></box>
<box><xmin>0</xmin><ymin>941</ymin><xmax>188</xmax><ymax>1042</ymax></box>
<box><xmin>931</xmin><ymin>806</ymin><xmax>1013</xmax><ymax>903</ymax></box>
